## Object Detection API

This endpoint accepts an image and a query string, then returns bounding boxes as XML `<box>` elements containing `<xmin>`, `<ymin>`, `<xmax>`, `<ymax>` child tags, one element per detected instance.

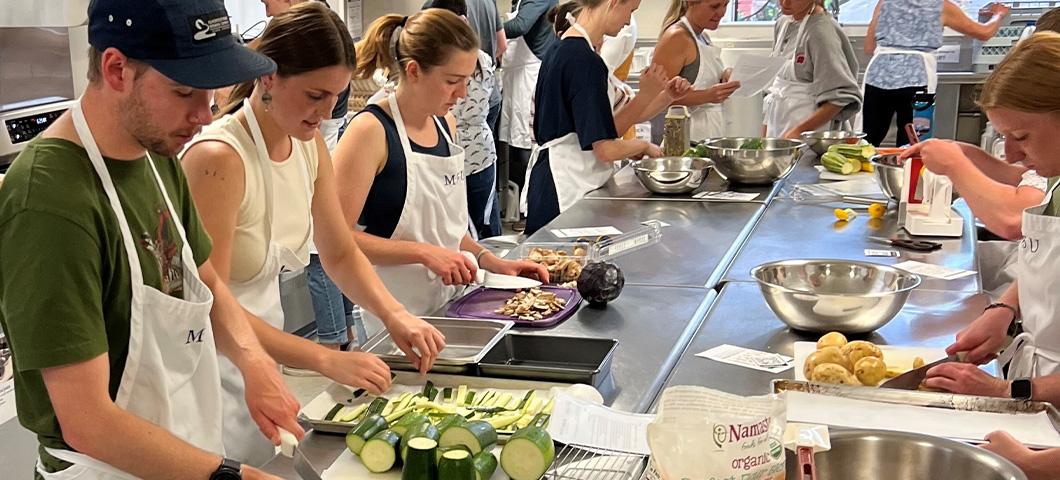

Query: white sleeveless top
<box><xmin>187</xmin><ymin>114</ymin><xmax>318</xmax><ymax>283</ymax></box>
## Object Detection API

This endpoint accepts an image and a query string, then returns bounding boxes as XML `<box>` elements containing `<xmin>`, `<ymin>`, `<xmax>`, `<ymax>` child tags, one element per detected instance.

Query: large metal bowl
<box><xmin>631</xmin><ymin>157</ymin><xmax>714</xmax><ymax>195</ymax></box>
<box><xmin>704</xmin><ymin>137</ymin><xmax>803</xmax><ymax>185</ymax></box>
<box><xmin>871</xmin><ymin>153</ymin><xmax>905</xmax><ymax>202</ymax></box>
<box><xmin>785</xmin><ymin>429</ymin><xmax>1027</xmax><ymax>480</ymax></box>
<box><xmin>800</xmin><ymin>130</ymin><xmax>867</xmax><ymax>156</ymax></box>
<box><xmin>751</xmin><ymin>259</ymin><xmax>922</xmax><ymax>334</ymax></box>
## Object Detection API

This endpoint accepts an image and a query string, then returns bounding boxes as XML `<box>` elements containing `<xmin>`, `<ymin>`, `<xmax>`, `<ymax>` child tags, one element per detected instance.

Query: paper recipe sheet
<box><xmin>697</xmin><ymin>344</ymin><xmax>794</xmax><ymax>373</ymax></box>
<box><xmin>728</xmin><ymin>53</ymin><xmax>786</xmax><ymax>98</ymax></box>
<box><xmin>547</xmin><ymin>392</ymin><xmax>653</xmax><ymax>455</ymax></box>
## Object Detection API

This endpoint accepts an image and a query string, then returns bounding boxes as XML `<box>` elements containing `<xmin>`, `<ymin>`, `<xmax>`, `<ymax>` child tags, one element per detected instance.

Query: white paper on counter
<box><xmin>548</xmin><ymin>391</ymin><xmax>654</xmax><ymax>455</ymax></box>
<box><xmin>865</xmin><ymin>249</ymin><xmax>900</xmax><ymax>257</ymax></box>
<box><xmin>550</xmin><ymin>226</ymin><xmax>624</xmax><ymax>238</ymax></box>
<box><xmin>0</xmin><ymin>379</ymin><xmax>15</xmax><ymax>426</ymax></box>
<box><xmin>696</xmin><ymin>344</ymin><xmax>794</xmax><ymax>373</ymax></box>
<box><xmin>692</xmin><ymin>191</ymin><xmax>761</xmax><ymax>201</ymax></box>
<box><xmin>728</xmin><ymin>53</ymin><xmax>786</xmax><ymax>98</ymax></box>
<box><xmin>894</xmin><ymin>260</ymin><xmax>976</xmax><ymax>280</ymax></box>
<box><xmin>785</xmin><ymin>391</ymin><xmax>1060</xmax><ymax>448</ymax></box>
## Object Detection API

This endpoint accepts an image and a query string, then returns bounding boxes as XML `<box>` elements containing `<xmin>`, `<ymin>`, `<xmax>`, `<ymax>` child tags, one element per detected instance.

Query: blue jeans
<box><xmin>306</xmin><ymin>254</ymin><xmax>366</xmax><ymax>346</ymax></box>
<box><xmin>467</xmin><ymin>164</ymin><xmax>502</xmax><ymax>239</ymax></box>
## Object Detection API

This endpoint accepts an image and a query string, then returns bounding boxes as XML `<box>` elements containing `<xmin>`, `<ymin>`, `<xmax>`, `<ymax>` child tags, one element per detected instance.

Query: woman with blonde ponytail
<box><xmin>182</xmin><ymin>3</ymin><xmax>441</xmax><ymax>464</ymax></box>
<box><xmin>652</xmin><ymin>0</ymin><xmax>741</xmax><ymax>141</ymax></box>
<box><xmin>907</xmin><ymin>32</ymin><xmax>1060</xmax><ymax>480</ymax></box>
<box><xmin>332</xmin><ymin>10</ymin><xmax>548</xmax><ymax>324</ymax></box>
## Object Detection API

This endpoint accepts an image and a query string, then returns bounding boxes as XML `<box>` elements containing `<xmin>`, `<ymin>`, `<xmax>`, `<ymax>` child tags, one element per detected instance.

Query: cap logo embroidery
<box><xmin>188</xmin><ymin>10</ymin><xmax>231</xmax><ymax>44</ymax></box>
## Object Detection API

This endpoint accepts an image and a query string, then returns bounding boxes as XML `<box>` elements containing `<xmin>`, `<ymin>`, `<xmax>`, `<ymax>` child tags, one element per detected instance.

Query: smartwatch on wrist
<box><xmin>1011</xmin><ymin>378</ymin><xmax>1033</xmax><ymax>400</ymax></box>
<box><xmin>210</xmin><ymin>458</ymin><xmax>242</xmax><ymax>480</ymax></box>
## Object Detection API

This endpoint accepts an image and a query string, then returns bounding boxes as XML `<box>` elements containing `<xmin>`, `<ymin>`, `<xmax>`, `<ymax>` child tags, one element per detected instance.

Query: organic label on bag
<box><xmin>648</xmin><ymin>386</ymin><xmax>786</xmax><ymax>480</ymax></box>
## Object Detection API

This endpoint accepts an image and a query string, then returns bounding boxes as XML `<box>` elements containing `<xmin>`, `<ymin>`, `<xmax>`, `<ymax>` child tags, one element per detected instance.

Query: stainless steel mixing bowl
<box><xmin>800</xmin><ymin>130</ymin><xmax>868</xmax><ymax>156</ymax></box>
<box><xmin>871</xmin><ymin>153</ymin><xmax>905</xmax><ymax>202</ymax></box>
<box><xmin>704</xmin><ymin>137</ymin><xmax>804</xmax><ymax>185</ymax></box>
<box><xmin>751</xmin><ymin>259</ymin><xmax>922</xmax><ymax>334</ymax></box>
<box><xmin>631</xmin><ymin>157</ymin><xmax>714</xmax><ymax>195</ymax></box>
<box><xmin>785</xmin><ymin>429</ymin><xmax>1027</xmax><ymax>480</ymax></box>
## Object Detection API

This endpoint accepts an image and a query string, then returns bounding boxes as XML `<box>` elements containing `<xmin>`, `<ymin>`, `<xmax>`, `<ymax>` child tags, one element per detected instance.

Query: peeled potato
<box><xmin>812</xmin><ymin>363</ymin><xmax>861</xmax><ymax>385</ymax></box>
<box><xmin>842</xmin><ymin>340</ymin><xmax>883</xmax><ymax>365</ymax></box>
<box><xmin>804</xmin><ymin>346</ymin><xmax>853</xmax><ymax>379</ymax></box>
<box><xmin>854</xmin><ymin>356</ymin><xmax>888</xmax><ymax>386</ymax></box>
<box><xmin>912</xmin><ymin>357</ymin><xmax>925</xmax><ymax>369</ymax></box>
<box><xmin>816</xmin><ymin>331</ymin><xmax>849</xmax><ymax>350</ymax></box>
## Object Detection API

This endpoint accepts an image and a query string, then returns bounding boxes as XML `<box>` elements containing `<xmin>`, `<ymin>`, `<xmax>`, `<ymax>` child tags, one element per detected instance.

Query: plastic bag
<box><xmin>647</xmin><ymin>386</ymin><xmax>786</xmax><ymax>480</ymax></box>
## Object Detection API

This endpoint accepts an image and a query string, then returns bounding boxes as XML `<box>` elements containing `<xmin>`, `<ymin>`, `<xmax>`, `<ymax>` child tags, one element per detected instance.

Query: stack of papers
<box><xmin>894</xmin><ymin>260</ymin><xmax>976</xmax><ymax>280</ymax></box>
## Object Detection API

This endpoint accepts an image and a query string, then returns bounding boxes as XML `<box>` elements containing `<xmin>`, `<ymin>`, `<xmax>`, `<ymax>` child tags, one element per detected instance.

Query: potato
<box><xmin>816</xmin><ymin>331</ymin><xmax>848</xmax><ymax>350</ymax></box>
<box><xmin>811</xmin><ymin>363</ymin><xmax>861</xmax><ymax>385</ymax></box>
<box><xmin>854</xmin><ymin>356</ymin><xmax>888</xmax><ymax>386</ymax></box>
<box><xmin>803</xmin><ymin>346</ymin><xmax>853</xmax><ymax>379</ymax></box>
<box><xmin>842</xmin><ymin>340</ymin><xmax>883</xmax><ymax>365</ymax></box>
<box><xmin>912</xmin><ymin>357</ymin><xmax>925</xmax><ymax>369</ymax></box>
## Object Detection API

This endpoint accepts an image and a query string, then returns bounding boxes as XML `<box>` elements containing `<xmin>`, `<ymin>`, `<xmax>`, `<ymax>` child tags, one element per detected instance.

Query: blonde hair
<box><xmin>355</xmin><ymin>9</ymin><xmax>478</xmax><ymax>80</ymax></box>
<box><xmin>979</xmin><ymin>31</ymin><xmax>1060</xmax><ymax>114</ymax></box>
<box><xmin>662</xmin><ymin>0</ymin><xmax>690</xmax><ymax>30</ymax></box>
<box><xmin>1038</xmin><ymin>7</ymin><xmax>1060</xmax><ymax>33</ymax></box>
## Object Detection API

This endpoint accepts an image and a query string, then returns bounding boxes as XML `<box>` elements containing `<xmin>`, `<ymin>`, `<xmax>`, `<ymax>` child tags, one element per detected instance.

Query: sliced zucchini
<box><xmin>438</xmin><ymin>448</ymin><xmax>475</xmax><ymax>480</ymax></box>
<box><xmin>436</xmin><ymin>414</ymin><xmax>469</xmax><ymax>435</ymax></box>
<box><xmin>500</xmin><ymin>426</ymin><xmax>555</xmax><ymax>480</ymax></box>
<box><xmin>439</xmin><ymin>420</ymin><xmax>497</xmax><ymax>454</ymax></box>
<box><xmin>346</xmin><ymin>414</ymin><xmax>388</xmax><ymax>455</ymax></box>
<box><xmin>402</xmin><ymin>437</ymin><xmax>439</xmax><ymax>480</ymax></box>
<box><xmin>361</xmin><ymin>429</ymin><xmax>401</xmax><ymax>473</ymax></box>
<box><xmin>391</xmin><ymin>412</ymin><xmax>430</xmax><ymax>437</ymax></box>
<box><xmin>338</xmin><ymin>402</ymin><xmax>371</xmax><ymax>423</ymax></box>
<box><xmin>323</xmin><ymin>403</ymin><xmax>344</xmax><ymax>422</ymax></box>
<box><xmin>471</xmin><ymin>450</ymin><xmax>498</xmax><ymax>480</ymax></box>
<box><xmin>442</xmin><ymin>387</ymin><xmax>453</xmax><ymax>403</ymax></box>
<box><xmin>401</xmin><ymin>420</ymin><xmax>440</xmax><ymax>461</ymax></box>
<box><xmin>456</xmin><ymin>385</ymin><xmax>469</xmax><ymax>406</ymax></box>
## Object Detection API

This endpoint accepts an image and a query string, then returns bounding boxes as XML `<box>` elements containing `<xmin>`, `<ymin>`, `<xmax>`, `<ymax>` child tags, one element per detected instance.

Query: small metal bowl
<box><xmin>751</xmin><ymin>259</ymin><xmax>922</xmax><ymax>334</ymax></box>
<box><xmin>631</xmin><ymin>157</ymin><xmax>714</xmax><ymax>195</ymax></box>
<box><xmin>785</xmin><ymin>429</ymin><xmax>1027</xmax><ymax>480</ymax></box>
<box><xmin>800</xmin><ymin>130</ymin><xmax>868</xmax><ymax>156</ymax></box>
<box><xmin>871</xmin><ymin>153</ymin><xmax>905</xmax><ymax>202</ymax></box>
<box><xmin>704</xmin><ymin>137</ymin><xmax>803</xmax><ymax>185</ymax></box>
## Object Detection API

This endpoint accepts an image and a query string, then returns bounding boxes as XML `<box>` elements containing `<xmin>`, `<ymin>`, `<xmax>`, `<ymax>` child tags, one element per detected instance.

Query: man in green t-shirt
<box><xmin>0</xmin><ymin>1</ymin><xmax>305</xmax><ymax>479</ymax></box>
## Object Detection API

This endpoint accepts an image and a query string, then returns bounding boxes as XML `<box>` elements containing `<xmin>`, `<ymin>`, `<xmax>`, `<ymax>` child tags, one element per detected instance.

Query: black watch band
<box><xmin>1011</xmin><ymin>378</ymin><xmax>1033</xmax><ymax>400</ymax></box>
<box><xmin>985</xmin><ymin>303</ymin><xmax>1022</xmax><ymax>336</ymax></box>
<box><xmin>210</xmin><ymin>458</ymin><xmax>242</xmax><ymax>480</ymax></box>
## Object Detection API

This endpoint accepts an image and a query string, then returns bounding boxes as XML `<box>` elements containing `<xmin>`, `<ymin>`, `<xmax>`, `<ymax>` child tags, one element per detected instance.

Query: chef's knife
<box><xmin>461</xmin><ymin>251</ymin><xmax>542</xmax><ymax>290</ymax></box>
<box><xmin>279</xmin><ymin>423</ymin><xmax>322</xmax><ymax>480</ymax></box>
<box><xmin>880</xmin><ymin>354</ymin><xmax>960</xmax><ymax>390</ymax></box>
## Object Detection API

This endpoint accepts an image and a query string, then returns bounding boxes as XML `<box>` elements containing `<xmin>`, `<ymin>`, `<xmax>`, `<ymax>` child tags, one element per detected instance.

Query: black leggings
<box><xmin>862</xmin><ymin>84</ymin><xmax>925</xmax><ymax>147</ymax></box>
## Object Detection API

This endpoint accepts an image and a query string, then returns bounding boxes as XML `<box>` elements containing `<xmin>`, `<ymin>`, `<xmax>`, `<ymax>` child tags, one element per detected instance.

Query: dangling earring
<box><xmin>262</xmin><ymin>91</ymin><xmax>273</xmax><ymax>112</ymax></box>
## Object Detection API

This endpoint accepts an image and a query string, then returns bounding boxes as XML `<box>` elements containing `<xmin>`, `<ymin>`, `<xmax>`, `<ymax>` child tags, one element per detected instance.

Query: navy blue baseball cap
<box><xmin>87</xmin><ymin>0</ymin><xmax>277</xmax><ymax>89</ymax></box>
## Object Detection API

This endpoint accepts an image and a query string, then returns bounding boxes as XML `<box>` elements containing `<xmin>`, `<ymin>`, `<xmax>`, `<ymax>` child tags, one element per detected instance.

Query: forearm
<box><xmin>206</xmin><ymin>275</ymin><xmax>270</xmax><ymax>370</ymax></box>
<box><xmin>671</xmin><ymin>89</ymin><xmax>719</xmax><ymax>107</ymax></box>
<box><xmin>352</xmin><ymin>230</ymin><xmax>430</xmax><ymax>266</ymax></box>
<box><xmin>246</xmin><ymin>311</ymin><xmax>328</xmax><ymax>370</ymax></box>
<box><xmin>593</xmin><ymin>139</ymin><xmax>651</xmax><ymax>163</ymax></box>
<box><xmin>947</xmin><ymin>163</ymin><xmax>1037</xmax><ymax>239</ymax></box>
<box><xmin>957</xmin><ymin>143</ymin><xmax>1026</xmax><ymax>185</ymax></box>
<box><xmin>459</xmin><ymin>234</ymin><xmax>486</xmax><ymax>258</ymax></box>
<box><xmin>1031</xmin><ymin>375</ymin><xmax>1060</xmax><ymax>405</ymax></box>
<box><xmin>320</xmin><ymin>245</ymin><xmax>408</xmax><ymax>326</ymax></box>
<box><xmin>67</xmin><ymin>402</ymin><xmax>221</xmax><ymax>479</ymax></box>
<box><xmin>613</xmin><ymin>93</ymin><xmax>656</xmax><ymax>134</ymax></box>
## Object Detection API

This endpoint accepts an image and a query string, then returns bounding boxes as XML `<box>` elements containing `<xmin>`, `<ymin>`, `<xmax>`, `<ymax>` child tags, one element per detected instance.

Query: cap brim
<box><xmin>144</xmin><ymin>44</ymin><xmax>277</xmax><ymax>90</ymax></box>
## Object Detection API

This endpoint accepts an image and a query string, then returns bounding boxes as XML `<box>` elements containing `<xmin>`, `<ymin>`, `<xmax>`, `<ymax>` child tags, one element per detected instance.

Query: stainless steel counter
<box><xmin>521</xmin><ymin>196</ymin><xmax>766</xmax><ymax>288</ymax></box>
<box><xmin>0</xmin><ymin>417</ymin><xmax>36</xmax><ymax>475</ymax></box>
<box><xmin>655</xmin><ymin>281</ymin><xmax>990</xmax><ymax>403</ymax></box>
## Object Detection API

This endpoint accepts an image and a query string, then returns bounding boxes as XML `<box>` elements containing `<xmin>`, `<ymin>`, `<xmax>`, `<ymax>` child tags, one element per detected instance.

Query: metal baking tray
<box><xmin>360</xmin><ymin>317</ymin><xmax>512</xmax><ymax>374</ymax></box>
<box><xmin>478</xmin><ymin>333</ymin><xmax>618</xmax><ymax>387</ymax></box>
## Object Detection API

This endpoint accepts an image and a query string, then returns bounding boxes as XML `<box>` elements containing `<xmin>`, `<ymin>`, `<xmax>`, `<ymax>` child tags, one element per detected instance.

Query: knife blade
<box><xmin>461</xmin><ymin>251</ymin><xmax>543</xmax><ymax>290</ymax></box>
<box><xmin>279</xmin><ymin>427</ymin><xmax>323</xmax><ymax>480</ymax></box>
<box><xmin>880</xmin><ymin>354</ymin><xmax>960</xmax><ymax>390</ymax></box>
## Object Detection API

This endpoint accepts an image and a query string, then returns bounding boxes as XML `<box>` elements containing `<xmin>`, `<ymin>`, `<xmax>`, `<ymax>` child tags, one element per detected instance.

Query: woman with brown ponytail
<box><xmin>332</xmin><ymin>10</ymin><xmax>548</xmax><ymax>325</ymax></box>
<box><xmin>181</xmin><ymin>3</ymin><xmax>445</xmax><ymax>464</ymax></box>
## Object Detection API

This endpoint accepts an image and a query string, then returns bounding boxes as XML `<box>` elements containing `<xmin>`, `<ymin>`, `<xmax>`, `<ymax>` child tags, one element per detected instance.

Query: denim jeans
<box><xmin>306</xmin><ymin>254</ymin><xmax>366</xmax><ymax>346</ymax></box>
<box><xmin>467</xmin><ymin>164</ymin><xmax>502</xmax><ymax>239</ymax></box>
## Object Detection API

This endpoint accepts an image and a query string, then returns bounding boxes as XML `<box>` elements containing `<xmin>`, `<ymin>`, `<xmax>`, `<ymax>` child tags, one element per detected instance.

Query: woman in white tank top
<box><xmin>181</xmin><ymin>3</ymin><xmax>445</xmax><ymax>466</ymax></box>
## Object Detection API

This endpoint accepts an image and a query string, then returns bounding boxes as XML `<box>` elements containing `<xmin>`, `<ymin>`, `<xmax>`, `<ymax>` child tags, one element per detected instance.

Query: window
<box><xmin>726</xmin><ymin>0</ymin><xmax>1004</xmax><ymax>24</ymax></box>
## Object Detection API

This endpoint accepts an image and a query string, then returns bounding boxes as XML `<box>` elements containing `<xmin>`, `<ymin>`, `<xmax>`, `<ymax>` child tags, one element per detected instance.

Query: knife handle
<box><xmin>278</xmin><ymin>428</ymin><xmax>298</xmax><ymax>458</ymax></box>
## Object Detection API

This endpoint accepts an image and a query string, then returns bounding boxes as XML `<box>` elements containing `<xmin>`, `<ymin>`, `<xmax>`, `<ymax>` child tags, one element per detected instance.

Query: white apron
<box><xmin>678</xmin><ymin>16</ymin><xmax>726</xmax><ymax>141</ymax></box>
<box><xmin>763</xmin><ymin>16</ymin><xmax>815</xmax><ymax>138</ymax></box>
<box><xmin>999</xmin><ymin>182</ymin><xmax>1060</xmax><ymax>379</ymax></box>
<box><xmin>499</xmin><ymin>4</ymin><xmax>541</xmax><ymax>150</ymax></box>
<box><xmin>854</xmin><ymin>46</ymin><xmax>938</xmax><ymax>131</ymax></box>
<box><xmin>219</xmin><ymin>103</ymin><xmax>314</xmax><ymax>466</ymax></box>
<box><xmin>39</xmin><ymin>101</ymin><xmax>225</xmax><ymax>479</ymax></box>
<box><xmin>366</xmin><ymin>94</ymin><xmax>468</xmax><ymax>327</ymax></box>
<box><xmin>520</xmin><ymin>23</ymin><xmax>628</xmax><ymax>215</ymax></box>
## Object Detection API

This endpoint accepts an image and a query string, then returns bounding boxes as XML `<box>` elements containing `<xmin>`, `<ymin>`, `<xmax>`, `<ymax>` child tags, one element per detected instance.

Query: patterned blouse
<box><xmin>454</xmin><ymin>50</ymin><xmax>499</xmax><ymax>177</ymax></box>
<box><xmin>864</xmin><ymin>0</ymin><xmax>944</xmax><ymax>90</ymax></box>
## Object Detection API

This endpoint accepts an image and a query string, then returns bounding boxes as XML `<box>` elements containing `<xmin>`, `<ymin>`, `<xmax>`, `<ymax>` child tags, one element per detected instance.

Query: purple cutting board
<box><xmin>446</xmin><ymin>286</ymin><xmax>582</xmax><ymax>327</ymax></box>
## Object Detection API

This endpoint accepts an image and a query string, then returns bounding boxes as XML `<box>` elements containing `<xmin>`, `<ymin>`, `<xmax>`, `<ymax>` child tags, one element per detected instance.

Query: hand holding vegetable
<box><xmin>320</xmin><ymin>350</ymin><xmax>392</xmax><ymax>396</ymax></box>
<box><xmin>899</xmin><ymin>138</ymin><xmax>972</xmax><ymax>177</ymax></box>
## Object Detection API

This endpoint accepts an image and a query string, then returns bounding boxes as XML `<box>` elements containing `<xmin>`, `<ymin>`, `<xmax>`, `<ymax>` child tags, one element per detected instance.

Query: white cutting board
<box><xmin>322</xmin><ymin>447</ymin><xmax>506</xmax><ymax>480</ymax></box>
<box><xmin>793</xmin><ymin>341</ymin><xmax>946</xmax><ymax>382</ymax></box>
<box><xmin>814</xmin><ymin>165</ymin><xmax>873</xmax><ymax>182</ymax></box>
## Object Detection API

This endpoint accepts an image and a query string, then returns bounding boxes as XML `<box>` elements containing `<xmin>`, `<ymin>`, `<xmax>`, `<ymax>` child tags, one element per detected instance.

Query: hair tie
<box><xmin>565</xmin><ymin>11</ymin><xmax>577</xmax><ymax>25</ymax></box>
<box><xmin>390</xmin><ymin>24</ymin><xmax>404</xmax><ymax>61</ymax></box>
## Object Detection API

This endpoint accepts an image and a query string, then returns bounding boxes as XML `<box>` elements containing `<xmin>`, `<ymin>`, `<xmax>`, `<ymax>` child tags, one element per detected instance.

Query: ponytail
<box><xmin>355</xmin><ymin>14</ymin><xmax>404</xmax><ymax>79</ymax></box>
<box><xmin>662</xmin><ymin>0</ymin><xmax>689</xmax><ymax>31</ymax></box>
<box><xmin>356</xmin><ymin>9</ymin><xmax>477</xmax><ymax>81</ymax></box>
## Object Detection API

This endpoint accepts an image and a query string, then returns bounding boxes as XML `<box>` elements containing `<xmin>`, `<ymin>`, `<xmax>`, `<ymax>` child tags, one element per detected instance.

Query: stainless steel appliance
<box><xmin>973</xmin><ymin>1</ymin><xmax>1060</xmax><ymax>73</ymax></box>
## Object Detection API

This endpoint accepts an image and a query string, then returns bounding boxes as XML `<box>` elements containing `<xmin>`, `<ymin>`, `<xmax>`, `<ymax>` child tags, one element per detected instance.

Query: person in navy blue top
<box><xmin>333</xmin><ymin>9</ymin><xmax>548</xmax><ymax>329</ymax></box>
<box><xmin>524</xmin><ymin>0</ymin><xmax>690</xmax><ymax>235</ymax></box>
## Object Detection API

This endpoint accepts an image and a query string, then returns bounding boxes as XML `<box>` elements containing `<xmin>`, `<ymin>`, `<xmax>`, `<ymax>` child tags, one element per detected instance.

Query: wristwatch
<box><xmin>1011</xmin><ymin>378</ymin><xmax>1033</xmax><ymax>400</ymax></box>
<box><xmin>209</xmin><ymin>458</ymin><xmax>242</xmax><ymax>480</ymax></box>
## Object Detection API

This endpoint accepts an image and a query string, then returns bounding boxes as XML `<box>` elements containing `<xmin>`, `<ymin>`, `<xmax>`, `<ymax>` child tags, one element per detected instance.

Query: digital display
<box><xmin>5</xmin><ymin>110</ymin><xmax>64</xmax><ymax>145</ymax></box>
